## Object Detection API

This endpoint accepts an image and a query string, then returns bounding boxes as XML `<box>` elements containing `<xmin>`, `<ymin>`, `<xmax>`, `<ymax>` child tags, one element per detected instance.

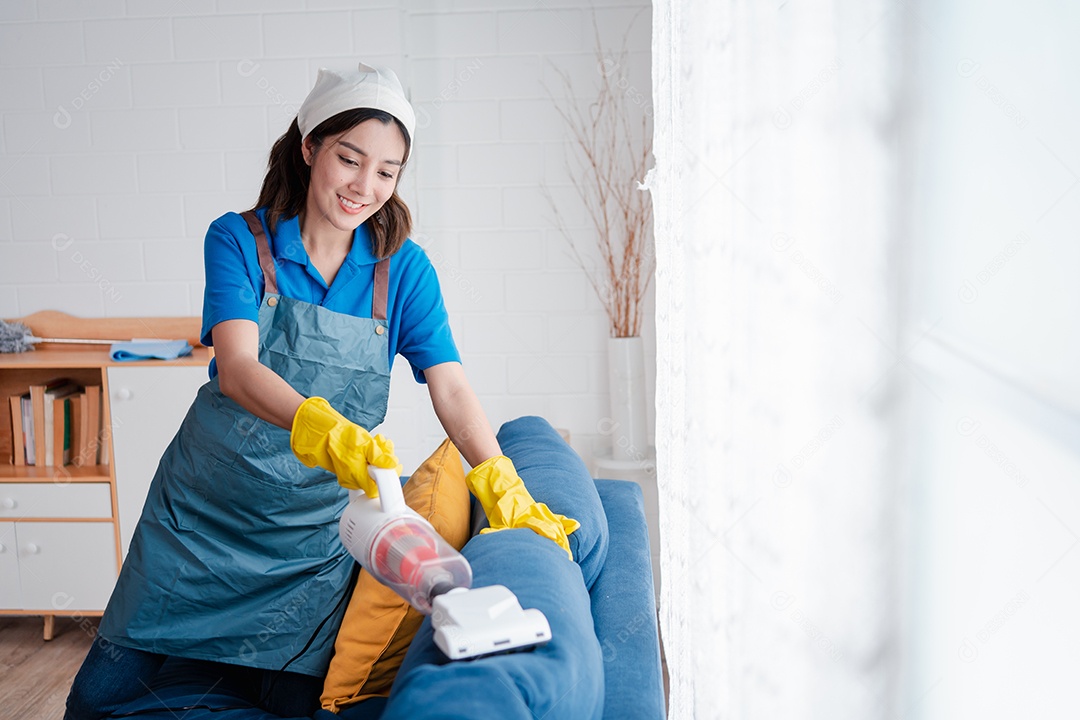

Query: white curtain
<box><xmin>649</xmin><ymin>1</ymin><xmax>908</xmax><ymax>717</ymax></box>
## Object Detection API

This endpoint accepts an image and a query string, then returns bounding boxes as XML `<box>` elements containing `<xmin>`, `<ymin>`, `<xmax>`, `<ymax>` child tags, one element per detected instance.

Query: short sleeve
<box><xmin>200</xmin><ymin>213</ymin><xmax>263</xmax><ymax>347</ymax></box>
<box><xmin>393</xmin><ymin>248</ymin><xmax>460</xmax><ymax>383</ymax></box>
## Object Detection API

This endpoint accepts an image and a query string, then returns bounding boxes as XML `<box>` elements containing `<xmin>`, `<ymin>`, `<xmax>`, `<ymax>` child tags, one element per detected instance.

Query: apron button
<box><xmin>267</xmin><ymin>297</ymin><xmax>278</xmax><ymax>307</ymax></box>
<box><xmin>375</xmin><ymin>325</ymin><xmax>385</xmax><ymax>335</ymax></box>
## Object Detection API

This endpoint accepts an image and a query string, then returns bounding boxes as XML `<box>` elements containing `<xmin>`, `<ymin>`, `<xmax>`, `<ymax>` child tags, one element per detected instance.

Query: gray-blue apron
<box><xmin>99</xmin><ymin>211</ymin><xmax>391</xmax><ymax>677</ymax></box>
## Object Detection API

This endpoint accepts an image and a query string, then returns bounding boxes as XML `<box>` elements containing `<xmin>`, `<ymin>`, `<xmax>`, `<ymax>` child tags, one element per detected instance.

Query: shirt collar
<box><xmin>268</xmin><ymin>213</ymin><xmax>306</xmax><ymax>266</ymax></box>
<box><xmin>347</xmin><ymin>221</ymin><xmax>380</xmax><ymax>266</ymax></box>
<box><xmin>268</xmin><ymin>212</ymin><xmax>380</xmax><ymax>268</ymax></box>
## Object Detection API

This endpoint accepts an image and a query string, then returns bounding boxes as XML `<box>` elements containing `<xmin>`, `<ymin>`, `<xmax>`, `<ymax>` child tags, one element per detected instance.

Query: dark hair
<box><xmin>253</xmin><ymin>108</ymin><xmax>412</xmax><ymax>259</ymax></box>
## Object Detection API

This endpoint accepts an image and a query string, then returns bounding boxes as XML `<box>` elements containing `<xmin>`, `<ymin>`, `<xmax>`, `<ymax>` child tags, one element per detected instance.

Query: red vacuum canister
<box><xmin>339</xmin><ymin>467</ymin><xmax>471</xmax><ymax>613</ymax></box>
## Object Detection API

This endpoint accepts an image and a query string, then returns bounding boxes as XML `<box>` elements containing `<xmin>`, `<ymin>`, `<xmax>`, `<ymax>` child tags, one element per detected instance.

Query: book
<box><xmin>21</xmin><ymin>394</ymin><xmax>34</xmax><ymax>466</ymax></box>
<box><xmin>29</xmin><ymin>379</ymin><xmax>79</xmax><ymax>468</ymax></box>
<box><xmin>52</xmin><ymin>396</ymin><xmax>73</xmax><ymax>467</ymax></box>
<box><xmin>42</xmin><ymin>381</ymin><xmax>79</xmax><ymax>468</ymax></box>
<box><xmin>84</xmin><ymin>385</ymin><xmax>103</xmax><ymax>466</ymax></box>
<box><xmin>29</xmin><ymin>384</ymin><xmax>47</xmax><ymax>467</ymax></box>
<box><xmin>69</xmin><ymin>393</ymin><xmax>86</xmax><ymax>467</ymax></box>
<box><xmin>9</xmin><ymin>395</ymin><xmax>25</xmax><ymax>466</ymax></box>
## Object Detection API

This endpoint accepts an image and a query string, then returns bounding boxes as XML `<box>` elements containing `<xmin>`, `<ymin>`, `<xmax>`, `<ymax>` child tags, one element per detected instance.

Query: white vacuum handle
<box><xmin>369</xmin><ymin>466</ymin><xmax>407</xmax><ymax>514</ymax></box>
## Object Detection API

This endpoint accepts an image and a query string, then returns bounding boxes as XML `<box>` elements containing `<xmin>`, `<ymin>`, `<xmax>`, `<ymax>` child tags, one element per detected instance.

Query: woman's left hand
<box><xmin>467</xmin><ymin>455</ymin><xmax>580</xmax><ymax>561</ymax></box>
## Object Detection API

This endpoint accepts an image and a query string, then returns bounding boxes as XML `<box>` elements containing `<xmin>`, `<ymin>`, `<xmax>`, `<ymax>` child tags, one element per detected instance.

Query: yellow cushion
<box><xmin>321</xmin><ymin>438</ymin><xmax>471</xmax><ymax>713</ymax></box>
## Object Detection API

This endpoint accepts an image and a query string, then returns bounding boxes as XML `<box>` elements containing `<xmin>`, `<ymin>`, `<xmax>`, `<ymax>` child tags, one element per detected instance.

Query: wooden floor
<box><xmin>0</xmin><ymin>616</ymin><xmax>94</xmax><ymax>719</ymax></box>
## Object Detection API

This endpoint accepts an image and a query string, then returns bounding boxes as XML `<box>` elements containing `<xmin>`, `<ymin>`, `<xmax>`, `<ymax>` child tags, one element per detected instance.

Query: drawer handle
<box><xmin>1</xmin><ymin>498</ymin><xmax>15</xmax><ymax>510</ymax></box>
<box><xmin>24</xmin><ymin>542</ymin><xmax>41</xmax><ymax>555</ymax></box>
<box><xmin>115</xmin><ymin>387</ymin><xmax>134</xmax><ymax>401</ymax></box>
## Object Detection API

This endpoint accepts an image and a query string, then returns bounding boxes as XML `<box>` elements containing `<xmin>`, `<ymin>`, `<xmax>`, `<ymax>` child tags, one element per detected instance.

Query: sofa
<box><xmin>108</xmin><ymin>417</ymin><xmax>665</xmax><ymax>719</ymax></box>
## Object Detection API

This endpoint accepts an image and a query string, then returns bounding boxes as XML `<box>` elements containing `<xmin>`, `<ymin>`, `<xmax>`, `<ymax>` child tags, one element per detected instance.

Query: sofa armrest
<box><xmin>592</xmin><ymin>480</ymin><xmax>665</xmax><ymax>720</ymax></box>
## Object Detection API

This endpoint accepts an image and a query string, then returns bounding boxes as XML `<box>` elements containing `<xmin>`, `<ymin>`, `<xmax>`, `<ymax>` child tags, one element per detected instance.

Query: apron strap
<box><xmin>372</xmin><ymin>258</ymin><xmax>389</xmax><ymax>321</ymax></box>
<box><xmin>241</xmin><ymin>210</ymin><xmax>279</xmax><ymax>296</ymax></box>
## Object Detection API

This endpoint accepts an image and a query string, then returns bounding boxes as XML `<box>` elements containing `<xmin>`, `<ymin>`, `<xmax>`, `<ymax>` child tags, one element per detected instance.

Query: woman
<box><xmin>64</xmin><ymin>62</ymin><xmax>577</xmax><ymax>720</ymax></box>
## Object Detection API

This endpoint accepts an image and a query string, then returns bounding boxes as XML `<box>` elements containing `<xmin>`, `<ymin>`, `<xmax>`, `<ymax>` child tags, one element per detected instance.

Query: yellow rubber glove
<box><xmin>290</xmin><ymin>396</ymin><xmax>402</xmax><ymax>497</ymax></box>
<box><xmin>465</xmin><ymin>455</ymin><xmax>580</xmax><ymax>561</ymax></box>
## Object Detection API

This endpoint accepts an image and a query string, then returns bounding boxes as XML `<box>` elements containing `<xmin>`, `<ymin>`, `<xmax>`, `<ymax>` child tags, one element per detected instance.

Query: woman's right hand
<box><xmin>290</xmin><ymin>396</ymin><xmax>402</xmax><ymax>497</ymax></box>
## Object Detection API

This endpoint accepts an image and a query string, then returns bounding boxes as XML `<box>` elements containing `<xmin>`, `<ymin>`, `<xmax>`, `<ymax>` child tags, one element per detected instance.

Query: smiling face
<box><xmin>300</xmin><ymin>118</ymin><xmax>407</xmax><ymax>240</ymax></box>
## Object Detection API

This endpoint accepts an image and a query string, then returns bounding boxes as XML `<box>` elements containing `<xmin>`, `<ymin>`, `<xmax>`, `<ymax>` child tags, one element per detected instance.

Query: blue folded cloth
<box><xmin>109</xmin><ymin>340</ymin><xmax>194</xmax><ymax>362</ymax></box>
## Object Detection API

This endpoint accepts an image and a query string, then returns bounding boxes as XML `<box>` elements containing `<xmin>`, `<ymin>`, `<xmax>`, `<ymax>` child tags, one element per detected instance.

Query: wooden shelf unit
<box><xmin>0</xmin><ymin>313</ymin><xmax>210</xmax><ymax>639</ymax></box>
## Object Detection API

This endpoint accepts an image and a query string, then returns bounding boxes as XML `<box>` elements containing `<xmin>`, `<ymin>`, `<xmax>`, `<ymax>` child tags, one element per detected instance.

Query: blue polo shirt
<box><xmin>200</xmin><ymin>208</ymin><xmax>459</xmax><ymax>383</ymax></box>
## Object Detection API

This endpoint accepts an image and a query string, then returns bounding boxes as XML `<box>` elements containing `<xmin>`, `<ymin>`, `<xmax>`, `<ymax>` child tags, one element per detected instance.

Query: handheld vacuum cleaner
<box><xmin>339</xmin><ymin>467</ymin><xmax>552</xmax><ymax>660</ymax></box>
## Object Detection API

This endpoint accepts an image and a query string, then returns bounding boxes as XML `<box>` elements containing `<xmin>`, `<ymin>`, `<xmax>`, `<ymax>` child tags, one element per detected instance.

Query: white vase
<box><xmin>607</xmin><ymin>336</ymin><xmax>648</xmax><ymax>462</ymax></box>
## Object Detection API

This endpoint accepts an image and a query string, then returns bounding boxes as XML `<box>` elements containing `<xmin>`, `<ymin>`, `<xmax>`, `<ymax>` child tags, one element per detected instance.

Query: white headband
<box><xmin>297</xmin><ymin>62</ymin><xmax>416</xmax><ymax>147</ymax></box>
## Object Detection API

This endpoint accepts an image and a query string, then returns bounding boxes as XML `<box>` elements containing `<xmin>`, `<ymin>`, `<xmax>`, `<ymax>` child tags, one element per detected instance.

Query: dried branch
<box><xmin>543</xmin><ymin>15</ymin><xmax>654</xmax><ymax>338</ymax></box>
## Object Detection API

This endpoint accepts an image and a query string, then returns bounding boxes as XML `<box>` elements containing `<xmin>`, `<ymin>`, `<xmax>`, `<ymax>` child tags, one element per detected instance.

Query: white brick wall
<box><xmin>0</xmin><ymin>0</ymin><xmax>654</xmax><ymax>475</ymax></box>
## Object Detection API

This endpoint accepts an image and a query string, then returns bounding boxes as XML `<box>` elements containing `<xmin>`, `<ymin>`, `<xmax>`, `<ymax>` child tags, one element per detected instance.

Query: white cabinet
<box><xmin>0</xmin><ymin>484</ymin><xmax>115</xmax><ymax>612</ymax></box>
<box><xmin>0</xmin><ymin>522</ymin><xmax>20</xmax><ymax>609</ymax></box>
<box><xmin>0</xmin><ymin>520</ymin><xmax>117</xmax><ymax>613</ymax></box>
<box><xmin>17</xmin><ymin>522</ymin><xmax>118</xmax><ymax>611</ymax></box>
<box><xmin>108</xmin><ymin>366</ymin><xmax>207</xmax><ymax>558</ymax></box>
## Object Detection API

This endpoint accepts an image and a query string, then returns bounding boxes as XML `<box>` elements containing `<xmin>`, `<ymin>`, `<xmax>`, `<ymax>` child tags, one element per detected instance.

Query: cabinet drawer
<box><xmin>0</xmin><ymin>483</ymin><xmax>112</xmax><ymax>519</ymax></box>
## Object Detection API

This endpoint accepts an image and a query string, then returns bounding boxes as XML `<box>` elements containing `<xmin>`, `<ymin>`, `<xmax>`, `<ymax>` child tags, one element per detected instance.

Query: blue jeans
<box><xmin>65</xmin><ymin>636</ymin><xmax>322</xmax><ymax>719</ymax></box>
<box><xmin>64</xmin><ymin>638</ymin><xmax>165</xmax><ymax>720</ymax></box>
